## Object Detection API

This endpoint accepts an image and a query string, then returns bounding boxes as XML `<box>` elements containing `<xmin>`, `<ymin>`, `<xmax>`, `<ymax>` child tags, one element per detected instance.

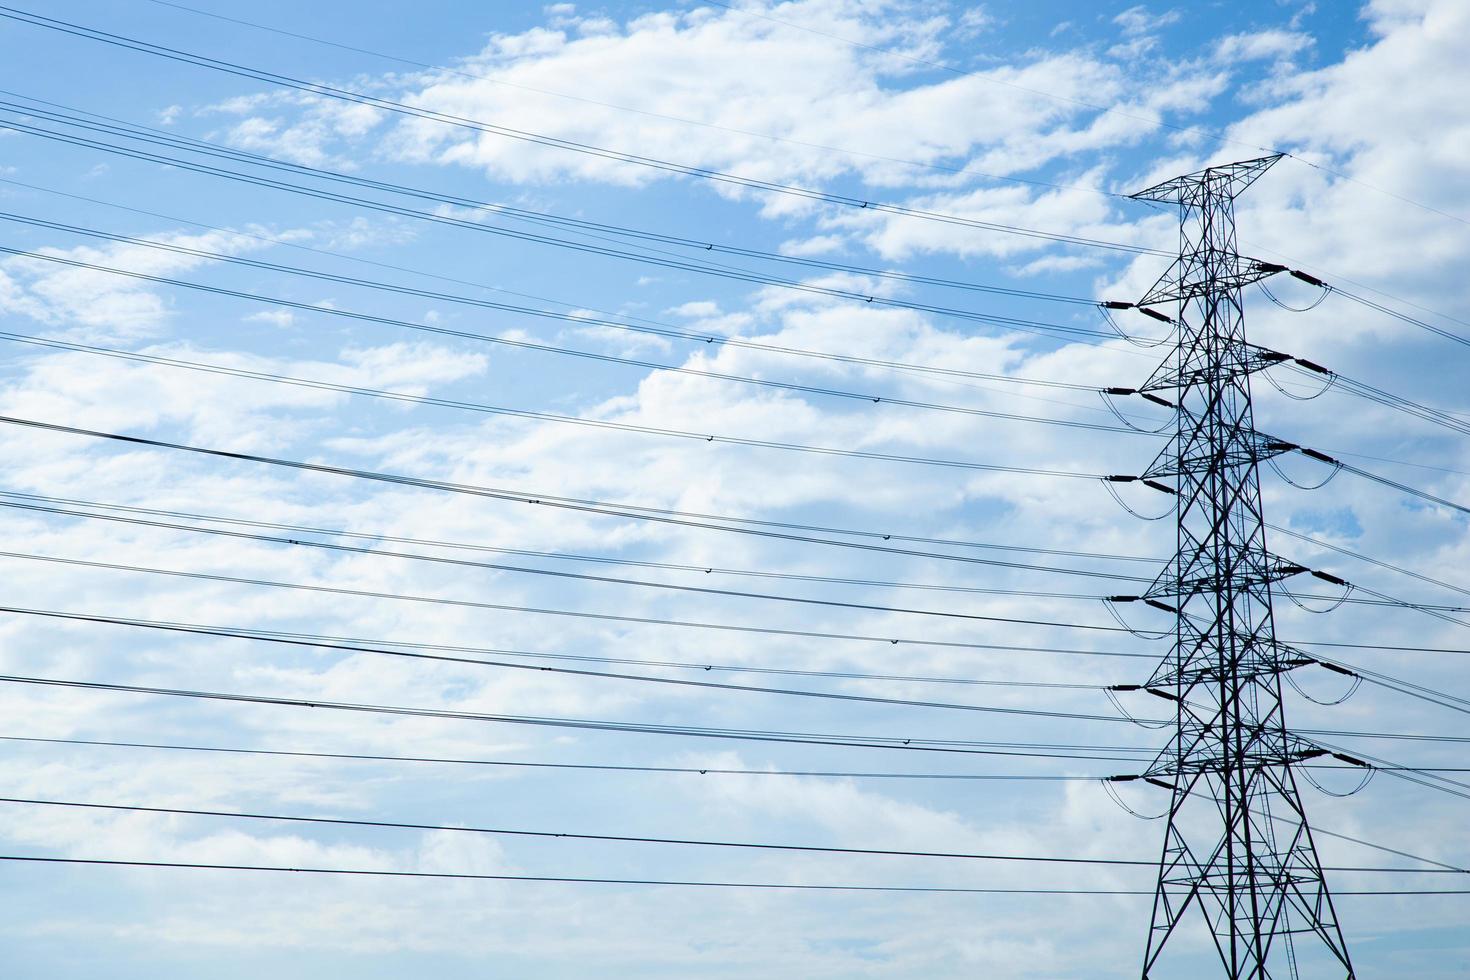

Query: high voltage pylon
<box><xmin>1117</xmin><ymin>155</ymin><xmax>1355</xmax><ymax>979</ymax></box>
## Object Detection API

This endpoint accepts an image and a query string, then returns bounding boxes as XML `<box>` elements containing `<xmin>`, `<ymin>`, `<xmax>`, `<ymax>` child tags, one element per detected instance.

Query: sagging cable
<box><xmin>1104</xmin><ymin>687</ymin><xmax>1172</xmax><ymax>730</ymax></box>
<box><xmin>1285</xmin><ymin>659</ymin><xmax>1362</xmax><ymax>706</ymax></box>
<box><xmin>1101</xmin><ymin>776</ymin><xmax>1170</xmax><ymax>820</ymax></box>
<box><xmin>1101</xmin><ymin>478</ymin><xmax>1173</xmax><ymax>521</ymax></box>
<box><xmin>1098</xmin><ymin>389</ymin><xmax>1173</xmax><ymax>434</ymax></box>
<box><xmin>1102</xmin><ymin>598</ymin><xmax>1174</xmax><ymax>641</ymax></box>
<box><xmin>1269</xmin><ymin>449</ymin><xmax>1343</xmax><ymax>490</ymax></box>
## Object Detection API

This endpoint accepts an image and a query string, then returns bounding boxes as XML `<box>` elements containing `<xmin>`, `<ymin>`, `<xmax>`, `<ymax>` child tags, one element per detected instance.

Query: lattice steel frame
<box><xmin>1128</xmin><ymin>155</ymin><xmax>1354</xmax><ymax>979</ymax></box>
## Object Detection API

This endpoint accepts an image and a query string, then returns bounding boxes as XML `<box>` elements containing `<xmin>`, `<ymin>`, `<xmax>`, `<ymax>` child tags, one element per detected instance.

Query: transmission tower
<box><xmin>1119</xmin><ymin>155</ymin><xmax>1355</xmax><ymax>979</ymax></box>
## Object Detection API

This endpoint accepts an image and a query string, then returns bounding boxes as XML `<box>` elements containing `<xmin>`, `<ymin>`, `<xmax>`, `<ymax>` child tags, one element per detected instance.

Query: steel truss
<box><xmin>1127</xmin><ymin>155</ymin><xmax>1354</xmax><ymax>980</ymax></box>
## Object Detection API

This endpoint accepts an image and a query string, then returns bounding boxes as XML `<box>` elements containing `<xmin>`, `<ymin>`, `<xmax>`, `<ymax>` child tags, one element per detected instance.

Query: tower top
<box><xmin>1130</xmin><ymin>153</ymin><xmax>1284</xmax><ymax>206</ymax></box>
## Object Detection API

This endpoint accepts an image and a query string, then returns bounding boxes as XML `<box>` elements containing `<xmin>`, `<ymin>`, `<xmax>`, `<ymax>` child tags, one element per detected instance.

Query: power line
<box><xmin>0</xmin><ymin>495</ymin><xmax>1149</xmax><ymax>607</ymax></box>
<box><xmin>0</xmin><ymin>672</ymin><xmax>1157</xmax><ymax>759</ymax></box>
<box><xmin>0</xmin><ymin>414</ymin><xmax>1122</xmax><ymax>569</ymax></box>
<box><xmin>0</xmin><ymin>114</ymin><xmax>1137</xmax><ymax>348</ymax></box>
<box><xmin>0</xmin><ymin>98</ymin><xmax>1113</xmax><ymax>314</ymax></box>
<box><xmin>0</xmin><ymin>796</ymin><xmax>1167</xmax><ymax>867</ymax></box>
<box><xmin>1328</xmin><ymin>283</ymin><xmax>1470</xmax><ymax>351</ymax></box>
<box><xmin>0</xmin><ymin>603</ymin><xmax>1153</xmax><ymax>683</ymax></box>
<box><xmin>0</xmin><ymin>199</ymin><xmax>1135</xmax><ymax>382</ymax></box>
<box><xmin>0</xmin><ymin>662</ymin><xmax>1431</xmax><ymax>752</ymax></box>
<box><xmin>5</xmin><ymin>417</ymin><xmax>1452</xmax><ymax>640</ymax></box>
<box><xmin>1267</xmin><ymin>522</ymin><xmax>1470</xmax><ymax>603</ymax></box>
<box><xmin>0</xmin><ymin>796</ymin><xmax>1453</xmax><ymax>875</ymax></box>
<box><xmin>0</xmin><ymin>486</ymin><xmax>1160</xmax><ymax>587</ymax></box>
<box><xmin>0</xmin><ymin>548</ymin><xmax>1144</xmax><ymax>647</ymax></box>
<box><xmin>0</xmin><ymin>174</ymin><xmax>1167</xmax><ymax>436</ymax></box>
<box><xmin>1333</xmin><ymin>458</ymin><xmax>1470</xmax><ymax>518</ymax></box>
<box><xmin>0</xmin><ymin>734</ymin><xmax>1113</xmax><ymax>781</ymax></box>
<box><xmin>11</xmin><ymin>732</ymin><xmax>1460</xmax><ymax>785</ymax></box>
<box><xmin>0</xmin><ymin>854</ymin><xmax>1461</xmax><ymax>896</ymax></box>
<box><xmin>0</xmin><ymin>6</ymin><xmax>1167</xmax><ymax>255</ymax></box>
<box><xmin>0</xmin><ymin>309</ymin><xmax>1145</xmax><ymax>459</ymax></box>
<box><xmin>0</xmin><ymin>245</ymin><xmax>1150</xmax><ymax>439</ymax></box>
<box><xmin>1291</xmin><ymin>365</ymin><xmax>1470</xmax><ymax>441</ymax></box>
<box><xmin>0</xmin><ymin>603</ymin><xmax>1150</xmax><ymax>722</ymax></box>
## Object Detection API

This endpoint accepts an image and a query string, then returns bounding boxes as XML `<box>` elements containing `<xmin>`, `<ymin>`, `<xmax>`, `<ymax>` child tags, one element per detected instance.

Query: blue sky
<box><xmin>0</xmin><ymin>1</ymin><xmax>1467</xmax><ymax>977</ymax></box>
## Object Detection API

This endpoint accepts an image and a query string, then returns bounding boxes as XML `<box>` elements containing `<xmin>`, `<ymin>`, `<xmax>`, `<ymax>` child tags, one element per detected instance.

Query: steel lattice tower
<box><xmin>1123</xmin><ymin>155</ymin><xmax>1354</xmax><ymax>979</ymax></box>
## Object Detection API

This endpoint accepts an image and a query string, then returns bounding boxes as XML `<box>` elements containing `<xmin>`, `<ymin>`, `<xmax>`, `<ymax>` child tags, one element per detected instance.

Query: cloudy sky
<box><xmin>0</xmin><ymin>0</ymin><xmax>1467</xmax><ymax>976</ymax></box>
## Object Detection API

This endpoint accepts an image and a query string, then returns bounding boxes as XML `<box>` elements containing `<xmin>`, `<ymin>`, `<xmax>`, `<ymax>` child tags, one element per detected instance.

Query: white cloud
<box><xmin>1112</xmin><ymin>6</ymin><xmax>1181</xmax><ymax>38</ymax></box>
<box><xmin>1215</xmin><ymin>29</ymin><xmax>1314</xmax><ymax>63</ymax></box>
<box><xmin>243</xmin><ymin>308</ymin><xmax>296</xmax><ymax>328</ymax></box>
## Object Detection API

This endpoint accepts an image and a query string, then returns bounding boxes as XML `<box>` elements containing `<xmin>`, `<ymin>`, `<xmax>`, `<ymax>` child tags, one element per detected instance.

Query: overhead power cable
<box><xmin>0</xmin><ymin>415</ymin><xmax>1121</xmax><ymax>570</ymax></box>
<box><xmin>0</xmin><ymin>114</ymin><xmax>1136</xmax><ymax>349</ymax></box>
<box><xmin>0</xmin><ymin>672</ymin><xmax>1157</xmax><ymax>759</ymax></box>
<box><xmin>0</xmin><ymin>734</ymin><xmax>1114</xmax><ymax>781</ymax></box>
<box><xmin>0</xmin><ymin>495</ymin><xmax>1150</xmax><ymax>600</ymax></box>
<box><xmin>1330</xmin><ymin>283</ymin><xmax>1470</xmax><ymax>351</ymax></box>
<box><xmin>0</xmin><ymin>6</ymin><xmax>1167</xmax><ymax>255</ymax></box>
<box><xmin>0</xmin><ymin>661</ymin><xmax>1430</xmax><ymax>751</ymax></box>
<box><xmin>1306</xmin><ymin>740</ymin><xmax>1470</xmax><ymax>806</ymax></box>
<box><xmin>0</xmin><ymin>177</ymin><xmax>1168</xmax><ymax>436</ymax></box>
<box><xmin>12</xmin><ymin>733</ymin><xmax>1457</xmax><ymax>787</ymax></box>
<box><xmin>0</xmin><ymin>549</ymin><xmax>1143</xmax><ymax>647</ymax></box>
<box><xmin>0</xmin><ymin>486</ymin><xmax>1160</xmax><ymax>587</ymax></box>
<box><xmin>0</xmin><ymin>604</ymin><xmax>1152</xmax><ymax>686</ymax></box>
<box><xmin>0</xmin><ymin>202</ymin><xmax>1131</xmax><ymax>385</ymax></box>
<box><xmin>0</xmin><ymin>320</ymin><xmax>1145</xmax><ymax>468</ymax></box>
<box><xmin>1289</xmin><ymin>365</ymin><xmax>1470</xmax><ymax>442</ymax></box>
<box><xmin>0</xmin><ymin>603</ymin><xmax>1149</xmax><ymax>720</ymax></box>
<box><xmin>1</xmin><ymin>796</ymin><xmax>1453</xmax><ymax>875</ymax></box>
<box><xmin>51</xmin><ymin>475</ymin><xmax>1453</xmax><ymax>639</ymax></box>
<box><xmin>1265</xmin><ymin>812</ymin><xmax>1470</xmax><ymax>874</ymax></box>
<box><xmin>1267</xmin><ymin>522</ymin><xmax>1470</xmax><ymax>603</ymax></box>
<box><xmin>0</xmin><ymin>101</ymin><xmax>1108</xmax><ymax>313</ymax></box>
<box><xmin>0</xmin><ymin>796</ymin><xmax>1168</xmax><ymax>867</ymax></box>
<box><xmin>1333</xmin><ymin>459</ymin><xmax>1470</xmax><ymax>518</ymax></box>
<box><xmin>0</xmin><ymin>854</ymin><xmax>1462</xmax><ymax>896</ymax></box>
<box><xmin>0</xmin><ymin>245</ymin><xmax>1151</xmax><ymax>441</ymax></box>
